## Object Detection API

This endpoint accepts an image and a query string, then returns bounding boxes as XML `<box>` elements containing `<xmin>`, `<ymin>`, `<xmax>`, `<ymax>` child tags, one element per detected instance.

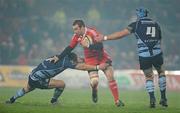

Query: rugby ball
<box><xmin>82</xmin><ymin>35</ymin><xmax>93</xmax><ymax>47</ymax></box>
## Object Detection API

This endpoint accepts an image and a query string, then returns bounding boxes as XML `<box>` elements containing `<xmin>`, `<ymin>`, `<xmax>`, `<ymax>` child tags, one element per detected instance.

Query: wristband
<box><xmin>104</xmin><ymin>36</ymin><xmax>107</xmax><ymax>41</ymax></box>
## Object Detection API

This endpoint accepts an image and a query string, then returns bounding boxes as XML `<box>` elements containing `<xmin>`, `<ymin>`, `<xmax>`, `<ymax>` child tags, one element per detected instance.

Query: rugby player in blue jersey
<box><xmin>95</xmin><ymin>7</ymin><xmax>168</xmax><ymax>108</ymax></box>
<box><xmin>6</xmin><ymin>52</ymin><xmax>108</xmax><ymax>104</ymax></box>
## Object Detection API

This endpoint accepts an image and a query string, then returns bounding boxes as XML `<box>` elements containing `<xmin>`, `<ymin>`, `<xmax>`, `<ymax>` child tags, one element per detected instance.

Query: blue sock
<box><xmin>52</xmin><ymin>88</ymin><xmax>64</xmax><ymax>100</ymax></box>
<box><xmin>13</xmin><ymin>88</ymin><xmax>25</xmax><ymax>100</ymax></box>
<box><xmin>159</xmin><ymin>75</ymin><xmax>166</xmax><ymax>100</ymax></box>
<box><xmin>145</xmin><ymin>80</ymin><xmax>155</xmax><ymax>99</ymax></box>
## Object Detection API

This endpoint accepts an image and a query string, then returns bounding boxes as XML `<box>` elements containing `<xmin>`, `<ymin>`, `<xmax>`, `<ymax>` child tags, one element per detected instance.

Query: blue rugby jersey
<box><xmin>29</xmin><ymin>56</ymin><xmax>76</xmax><ymax>81</ymax></box>
<box><xmin>127</xmin><ymin>18</ymin><xmax>162</xmax><ymax>57</ymax></box>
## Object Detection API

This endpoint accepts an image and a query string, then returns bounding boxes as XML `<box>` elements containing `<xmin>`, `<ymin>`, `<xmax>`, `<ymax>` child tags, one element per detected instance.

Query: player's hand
<box><xmin>46</xmin><ymin>55</ymin><xmax>59</xmax><ymax>63</ymax></box>
<box><xmin>98</xmin><ymin>63</ymin><xmax>109</xmax><ymax>70</ymax></box>
<box><xmin>81</xmin><ymin>38</ymin><xmax>90</xmax><ymax>48</ymax></box>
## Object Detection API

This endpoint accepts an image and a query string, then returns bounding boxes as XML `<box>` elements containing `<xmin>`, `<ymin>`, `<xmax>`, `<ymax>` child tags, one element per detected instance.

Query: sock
<box><xmin>13</xmin><ymin>88</ymin><xmax>26</xmax><ymax>100</ymax></box>
<box><xmin>109</xmin><ymin>80</ymin><xmax>119</xmax><ymax>103</ymax></box>
<box><xmin>145</xmin><ymin>80</ymin><xmax>155</xmax><ymax>99</ymax></box>
<box><xmin>159</xmin><ymin>75</ymin><xmax>167</xmax><ymax>100</ymax></box>
<box><xmin>52</xmin><ymin>88</ymin><xmax>64</xmax><ymax>100</ymax></box>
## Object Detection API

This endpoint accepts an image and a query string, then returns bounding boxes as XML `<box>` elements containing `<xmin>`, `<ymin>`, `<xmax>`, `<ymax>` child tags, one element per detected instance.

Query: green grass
<box><xmin>0</xmin><ymin>87</ymin><xmax>180</xmax><ymax>113</ymax></box>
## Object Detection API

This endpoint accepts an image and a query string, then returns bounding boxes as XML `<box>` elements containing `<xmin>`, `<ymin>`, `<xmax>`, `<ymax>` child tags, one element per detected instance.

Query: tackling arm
<box><xmin>47</xmin><ymin>46</ymin><xmax>73</xmax><ymax>63</ymax></box>
<box><xmin>57</xmin><ymin>46</ymin><xmax>73</xmax><ymax>59</ymax></box>
<box><xmin>75</xmin><ymin>63</ymin><xmax>108</xmax><ymax>71</ymax></box>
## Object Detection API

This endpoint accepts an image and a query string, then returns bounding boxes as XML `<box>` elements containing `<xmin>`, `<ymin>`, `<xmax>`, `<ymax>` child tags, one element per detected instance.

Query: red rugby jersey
<box><xmin>69</xmin><ymin>27</ymin><xmax>110</xmax><ymax>64</ymax></box>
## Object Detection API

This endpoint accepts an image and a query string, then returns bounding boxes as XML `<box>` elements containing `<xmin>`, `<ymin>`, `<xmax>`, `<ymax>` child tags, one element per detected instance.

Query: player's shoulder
<box><xmin>140</xmin><ymin>18</ymin><xmax>158</xmax><ymax>24</ymax></box>
<box><xmin>153</xmin><ymin>19</ymin><xmax>160</xmax><ymax>26</ymax></box>
<box><xmin>127</xmin><ymin>21</ymin><xmax>137</xmax><ymax>28</ymax></box>
<box><xmin>87</xmin><ymin>27</ymin><xmax>99</xmax><ymax>36</ymax></box>
<box><xmin>87</xmin><ymin>26</ymin><xmax>97</xmax><ymax>31</ymax></box>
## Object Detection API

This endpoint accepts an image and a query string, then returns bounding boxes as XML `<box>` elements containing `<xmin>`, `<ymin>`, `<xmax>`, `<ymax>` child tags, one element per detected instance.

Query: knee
<box><xmin>106</xmin><ymin>75</ymin><xmax>114</xmax><ymax>81</ymax></box>
<box><xmin>89</xmin><ymin>71</ymin><xmax>99</xmax><ymax>87</ymax></box>
<box><xmin>25</xmin><ymin>84</ymin><xmax>34</xmax><ymax>93</ymax></box>
<box><xmin>157</xmin><ymin>70</ymin><xmax>165</xmax><ymax>77</ymax></box>
<box><xmin>90</xmin><ymin>77</ymin><xmax>99</xmax><ymax>87</ymax></box>
<box><xmin>23</xmin><ymin>87</ymin><xmax>29</xmax><ymax>93</ymax></box>
<box><xmin>145</xmin><ymin>72</ymin><xmax>153</xmax><ymax>77</ymax></box>
<box><xmin>145</xmin><ymin>73</ymin><xmax>154</xmax><ymax>80</ymax></box>
<box><xmin>104</xmin><ymin>67</ymin><xmax>114</xmax><ymax>81</ymax></box>
<box><xmin>144</xmin><ymin>71</ymin><xmax>154</xmax><ymax>80</ymax></box>
<box><xmin>58</xmin><ymin>80</ymin><xmax>65</xmax><ymax>89</ymax></box>
<box><xmin>156</xmin><ymin>65</ymin><xmax>165</xmax><ymax>76</ymax></box>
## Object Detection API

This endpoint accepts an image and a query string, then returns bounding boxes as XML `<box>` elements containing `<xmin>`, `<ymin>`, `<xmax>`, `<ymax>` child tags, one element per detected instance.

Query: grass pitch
<box><xmin>0</xmin><ymin>87</ymin><xmax>179</xmax><ymax>113</ymax></box>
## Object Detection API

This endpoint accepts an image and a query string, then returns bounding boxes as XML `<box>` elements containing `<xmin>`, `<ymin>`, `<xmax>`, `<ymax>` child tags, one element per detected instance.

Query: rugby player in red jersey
<box><xmin>50</xmin><ymin>20</ymin><xmax>124</xmax><ymax>107</ymax></box>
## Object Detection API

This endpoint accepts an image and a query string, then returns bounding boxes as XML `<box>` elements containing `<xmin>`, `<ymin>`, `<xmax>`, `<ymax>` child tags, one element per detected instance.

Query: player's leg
<box><xmin>48</xmin><ymin>79</ymin><xmax>65</xmax><ymax>104</ymax></box>
<box><xmin>156</xmin><ymin>66</ymin><xmax>168</xmax><ymax>107</ymax></box>
<box><xmin>103</xmin><ymin>66</ymin><xmax>124</xmax><ymax>107</ymax></box>
<box><xmin>6</xmin><ymin>79</ymin><xmax>35</xmax><ymax>104</ymax></box>
<box><xmin>140</xmin><ymin>57</ymin><xmax>156</xmax><ymax>108</ymax></box>
<box><xmin>88</xmin><ymin>71</ymin><xmax>99</xmax><ymax>103</ymax></box>
<box><xmin>143</xmin><ymin>68</ymin><xmax>156</xmax><ymax>108</ymax></box>
<box><xmin>153</xmin><ymin>54</ymin><xmax>168</xmax><ymax>107</ymax></box>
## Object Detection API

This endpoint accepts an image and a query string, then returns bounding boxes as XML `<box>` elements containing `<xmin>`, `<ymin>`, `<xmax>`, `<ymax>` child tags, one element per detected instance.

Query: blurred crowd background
<box><xmin>0</xmin><ymin>0</ymin><xmax>180</xmax><ymax>70</ymax></box>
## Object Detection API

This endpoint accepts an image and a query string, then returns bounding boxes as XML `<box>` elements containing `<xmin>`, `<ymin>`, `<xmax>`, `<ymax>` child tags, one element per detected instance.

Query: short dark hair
<box><xmin>73</xmin><ymin>20</ymin><xmax>85</xmax><ymax>28</ymax></box>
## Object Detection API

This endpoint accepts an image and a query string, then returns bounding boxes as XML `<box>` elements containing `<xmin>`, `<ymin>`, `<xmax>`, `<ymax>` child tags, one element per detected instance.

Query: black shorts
<box><xmin>28</xmin><ymin>76</ymin><xmax>50</xmax><ymax>89</ymax></box>
<box><xmin>139</xmin><ymin>53</ymin><xmax>164</xmax><ymax>70</ymax></box>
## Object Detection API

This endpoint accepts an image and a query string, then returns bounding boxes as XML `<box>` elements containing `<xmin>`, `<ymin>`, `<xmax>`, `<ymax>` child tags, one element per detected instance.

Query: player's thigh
<box><xmin>103</xmin><ymin>66</ymin><xmax>114</xmax><ymax>81</ymax></box>
<box><xmin>26</xmin><ymin>76</ymin><xmax>37</xmax><ymax>92</ymax></box>
<box><xmin>88</xmin><ymin>70</ymin><xmax>99</xmax><ymax>79</ymax></box>
<box><xmin>139</xmin><ymin>56</ymin><xmax>152</xmax><ymax>70</ymax></box>
<box><xmin>153</xmin><ymin>54</ymin><xmax>165</xmax><ymax>75</ymax></box>
<box><xmin>48</xmin><ymin>79</ymin><xmax>65</xmax><ymax>89</ymax></box>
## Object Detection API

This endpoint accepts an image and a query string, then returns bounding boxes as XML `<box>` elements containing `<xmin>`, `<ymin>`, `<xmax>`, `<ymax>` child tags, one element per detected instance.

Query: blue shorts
<box><xmin>28</xmin><ymin>76</ymin><xmax>50</xmax><ymax>89</ymax></box>
<box><xmin>139</xmin><ymin>53</ymin><xmax>163</xmax><ymax>70</ymax></box>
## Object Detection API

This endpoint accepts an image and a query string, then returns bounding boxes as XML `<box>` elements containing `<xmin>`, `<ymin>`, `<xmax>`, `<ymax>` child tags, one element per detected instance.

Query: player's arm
<box><xmin>75</xmin><ymin>63</ymin><xmax>108</xmax><ymax>71</ymax></box>
<box><xmin>57</xmin><ymin>46</ymin><xmax>73</xmax><ymax>59</ymax></box>
<box><xmin>49</xmin><ymin>36</ymin><xmax>78</xmax><ymax>63</ymax></box>
<box><xmin>96</xmin><ymin>22</ymin><xmax>136</xmax><ymax>42</ymax></box>
<box><xmin>47</xmin><ymin>46</ymin><xmax>73</xmax><ymax>63</ymax></box>
<box><xmin>103</xmin><ymin>28</ymin><xmax>131</xmax><ymax>41</ymax></box>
